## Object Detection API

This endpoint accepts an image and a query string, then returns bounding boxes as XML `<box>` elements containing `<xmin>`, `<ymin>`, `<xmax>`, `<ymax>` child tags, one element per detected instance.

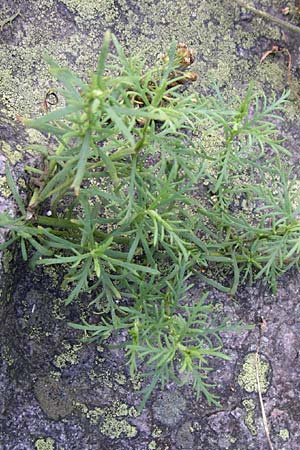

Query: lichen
<box><xmin>114</xmin><ymin>371</ymin><xmax>127</xmax><ymax>385</ymax></box>
<box><xmin>100</xmin><ymin>415</ymin><xmax>137</xmax><ymax>439</ymax></box>
<box><xmin>88</xmin><ymin>367</ymin><xmax>113</xmax><ymax>388</ymax></box>
<box><xmin>53</xmin><ymin>341</ymin><xmax>82</xmax><ymax>369</ymax></box>
<box><xmin>0</xmin><ymin>175</ymin><xmax>11</xmax><ymax>198</ymax></box>
<box><xmin>61</xmin><ymin>0</ymin><xmax>117</xmax><ymax>21</ymax></box>
<box><xmin>238</xmin><ymin>352</ymin><xmax>270</xmax><ymax>394</ymax></box>
<box><xmin>278</xmin><ymin>428</ymin><xmax>290</xmax><ymax>441</ymax></box>
<box><xmin>0</xmin><ymin>141</ymin><xmax>22</xmax><ymax>164</ymax></box>
<box><xmin>152</xmin><ymin>391</ymin><xmax>186</xmax><ymax>427</ymax></box>
<box><xmin>152</xmin><ymin>426</ymin><xmax>163</xmax><ymax>437</ymax></box>
<box><xmin>1</xmin><ymin>0</ymin><xmax>297</xmax><ymax>223</ymax></box>
<box><xmin>34</xmin><ymin>375</ymin><xmax>75</xmax><ymax>420</ymax></box>
<box><xmin>2</xmin><ymin>344</ymin><xmax>14</xmax><ymax>366</ymax></box>
<box><xmin>2</xmin><ymin>249</ymin><xmax>13</xmax><ymax>273</ymax></box>
<box><xmin>78</xmin><ymin>400</ymin><xmax>138</xmax><ymax>439</ymax></box>
<box><xmin>34</xmin><ymin>437</ymin><xmax>55</xmax><ymax>450</ymax></box>
<box><xmin>242</xmin><ymin>398</ymin><xmax>257</xmax><ymax>436</ymax></box>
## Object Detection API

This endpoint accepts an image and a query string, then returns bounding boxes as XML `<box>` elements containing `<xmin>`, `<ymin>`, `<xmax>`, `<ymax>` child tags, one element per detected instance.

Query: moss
<box><xmin>238</xmin><ymin>352</ymin><xmax>270</xmax><ymax>394</ymax></box>
<box><xmin>34</xmin><ymin>437</ymin><xmax>56</xmax><ymax>450</ymax></box>
<box><xmin>242</xmin><ymin>398</ymin><xmax>257</xmax><ymax>436</ymax></box>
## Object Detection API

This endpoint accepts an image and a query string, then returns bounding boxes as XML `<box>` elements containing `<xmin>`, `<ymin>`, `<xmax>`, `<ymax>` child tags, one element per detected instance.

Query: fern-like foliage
<box><xmin>1</xmin><ymin>31</ymin><xmax>299</xmax><ymax>409</ymax></box>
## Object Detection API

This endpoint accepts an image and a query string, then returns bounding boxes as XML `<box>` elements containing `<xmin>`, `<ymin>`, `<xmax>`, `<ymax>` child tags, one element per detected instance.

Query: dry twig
<box><xmin>232</xmin><ymin>0</ymin><xmax>300</xmax><ymax>34</ymax></box>
<box><xmin>255</xmin><ymin>318</ymin><xmax>275</xmax><ymax>450</ymax></box>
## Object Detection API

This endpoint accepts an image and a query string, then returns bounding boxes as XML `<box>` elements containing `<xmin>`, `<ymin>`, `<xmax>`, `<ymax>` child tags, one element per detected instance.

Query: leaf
<box><xmin>230</xmin><ymin>253</ymin><xmax>240</xmax><ymax>295</ymax></box>
<box><xmin>24</xmin><ymin>104</ymin><xmax>81</xmax><ymax>128</ymax></box>
<box><xmin>5</xmin><ymin>163</ymin><xmax>26</xmax><ymax>216</ymax></box>
<box><xmin>95</xmin><ymin>143</ymin><xmax>119</xmax><ymax>185</ymax></box>
<box><xmin>71</xmin><ymin>132</ymin><xmax>91</xmax><ymax>195</ymax></box>
<box><xmin>102</xmin><ymin>255</ymin><xmax>160</xmax><ymax>275</ymax></box>
<box><xmin>65</xmin><ymin>259</ymin><xmax>91</xmax><ymax>304</ymax></box>
<box><xmin>97</xmin><ymin>31</ymin><xmax>111</xmax><ymax>88</ymax></box>
<box><xmin>198</xmin><ymin>272</ymin><xmax>231</xmax><ymax>293</ymax></box>
<box><xmin>44</xmin><ymin>54</ymin><xmax>87</xmax><ymax>90</ymax></box>
<box><xmin>28</xmin><ymin>238</ymin><xmax>53</xmax><ymax>256</ymax></box>
<box><xmin>21</xmin><ymin>237</ymin><xmax>28</xmax><ymax>261</ymax></box>
<box><xmin>36</xmin><ymin>254</ymin><xmax>85</xmax><ymax>265</ymax></box>
<box><xmin>0</xmin><ymin>236</ymin><xmax>18</xmax><ymax>250</ymax></box>
<box><xmin>106</xmin><ymin>106</ymin><xmax>135</xmax><ymax>146</ymax></box>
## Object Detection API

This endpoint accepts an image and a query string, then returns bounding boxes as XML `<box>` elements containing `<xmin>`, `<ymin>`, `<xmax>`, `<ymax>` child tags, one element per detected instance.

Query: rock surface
<box><xmin>1</xmin><ymin>0</ymin><xmax>300</xmax><ymax>449</ymax></box>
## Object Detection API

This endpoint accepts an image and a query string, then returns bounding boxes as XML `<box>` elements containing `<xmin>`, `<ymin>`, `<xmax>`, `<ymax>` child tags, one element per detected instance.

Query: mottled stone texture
<box><xmin>0</xmin><ymin>0</ymin><xmax>300</xmax><ymax>449</ymax></box>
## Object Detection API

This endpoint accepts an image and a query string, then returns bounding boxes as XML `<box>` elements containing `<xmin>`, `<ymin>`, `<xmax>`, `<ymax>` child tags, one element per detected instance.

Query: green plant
<box><xmin>1</xmin><ymin>31</ymin><xmax>299</xmax><ymax>409</ymax></box>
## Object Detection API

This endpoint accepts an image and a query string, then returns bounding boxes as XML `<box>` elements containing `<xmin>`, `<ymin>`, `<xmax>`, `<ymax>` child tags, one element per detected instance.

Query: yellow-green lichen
<box><xmin>114</xmin><ymin>371</ymin><xmax>127</xmax><ymax>385</ymax></box>
<box><xmin>190</xmin><ymin>421</ymin><xmax>201</xmax><ymax>432</ymax></box>
<box><xmin>242</xmin><ymin>398</ymin><xmax>257</xmax><ymax>436</ymax></box>
<box><xmin>0</xmin><ymin>0</ymin><xmax>296</xmax><ymax>187</ymax></box>
<box><xmin>34</xmin><ymin>437</ymin><xmax>55</xmax><ymax>450</ymax></box>
<box><xmin>53</xmin><ymin>341</ymin><xmax>82</xmax><ymax>369</ymax></box>
<box><xmin>78</xmin><ymin>400</ymin><xmax>138</xmax><ymax>439</ymax></box>
<box><xmin>60</xmin><ymin>0</ymin><xmax>117</xmax><ymax>21</ymax></box>
<box><xmin>42</xmin><ymin>266</ymin><xmax>61</xmax><ymax>289</ymax></box>
<box><xmin>278</xmin><ymin>428</ymin><xmax>290</xmax><ymax>441</ymax></box>
<box><xmin>0</xmin><ymin>175</ymin><xmax>11</xmax><ymax>199</ymax></box>
<box><xmin>2</xmin><ymin>249</ymin><xmax>13</xmax><ymax>273</ymax></box>
<box><xmin>0</xmin><ymin>141</ymin><xmax>22</xmax><ymax>164</ymax></box>
<box><xmin>131</xmin><ymin>372</ymin><xmax>143</xmax><ymax>391</ymax></box>
<box><xmin>238</xmin><ymin>352</ymin><xmax>270</xmax><ymax>394</ymax></box>
<box><xmin>149</xmin><ymin>441</ymin><xmax>157</xmax><ymax>450</ymax></box>
<box><xmin>88</xmin><ymin>368</ymin><xmax>113</xmax><ymax>388</ymax></box>
<box><xmin>51</xmin><ymin>297</ymin><xmax>66</xmax><ymax>321</ymax></box>
<box><xmin>101</xmin><ymin>415</ymin><xmax>137</xmax><ymax>439</ymax></box>
<box><xmin>0</xmin><ymin>0</ymin><xmax>286</xmax><ymax>128</ymax></box>
<box><xmin>152</xmin><ymin>426</ymin><xmax>163</xmax><ymax>438</ymax></box>
<box><xmin>2</xmin><ymin>345</ymin><xmax>14</xmax><ymax>366</ymax></box>
<box><xmin>290</xmin><ymin>180</ymin><xmax>300</xmax><ymax>212</ymax></box>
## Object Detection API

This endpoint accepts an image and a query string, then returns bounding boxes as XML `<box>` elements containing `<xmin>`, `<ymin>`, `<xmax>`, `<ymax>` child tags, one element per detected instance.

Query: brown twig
<box><xmin>232</xmin><ymin>0</ymin><xmax>300</xmax><ymax>34</ymax></box>
<box><xmin>260</xmin><ymin>45</ymin><xmax>292</xmax><ymax>86</ymax></box>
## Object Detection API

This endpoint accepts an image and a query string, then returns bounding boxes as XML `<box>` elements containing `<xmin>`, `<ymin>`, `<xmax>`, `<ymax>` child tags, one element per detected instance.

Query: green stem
<box><xmin>134</xmin><ymin>119</ymin><xmax>150</xmax><ymax>153</ymax></box>
<box><xmin>34</xmin><ymin>215</ymin><xmax>129</xmax><ymax>244</ymax></box>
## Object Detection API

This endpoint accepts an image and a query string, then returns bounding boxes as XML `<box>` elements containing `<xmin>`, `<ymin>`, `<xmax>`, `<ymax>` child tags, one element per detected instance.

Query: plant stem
<box><xmin>232</xmin><ymin>0</ymin><xmax>300</xmax><ymax>34</ymax></box>
<box><xmin>34</xmin><ymin>215</ymin><xmax>129</xmax><ymax>244</ymax></box>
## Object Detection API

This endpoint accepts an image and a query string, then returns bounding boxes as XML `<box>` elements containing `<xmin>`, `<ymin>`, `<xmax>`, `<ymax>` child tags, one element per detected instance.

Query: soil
<box><xmin>0</xmin><ymin>1</ymin><xmax>300</xmax><ymax>449</ymax></box>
